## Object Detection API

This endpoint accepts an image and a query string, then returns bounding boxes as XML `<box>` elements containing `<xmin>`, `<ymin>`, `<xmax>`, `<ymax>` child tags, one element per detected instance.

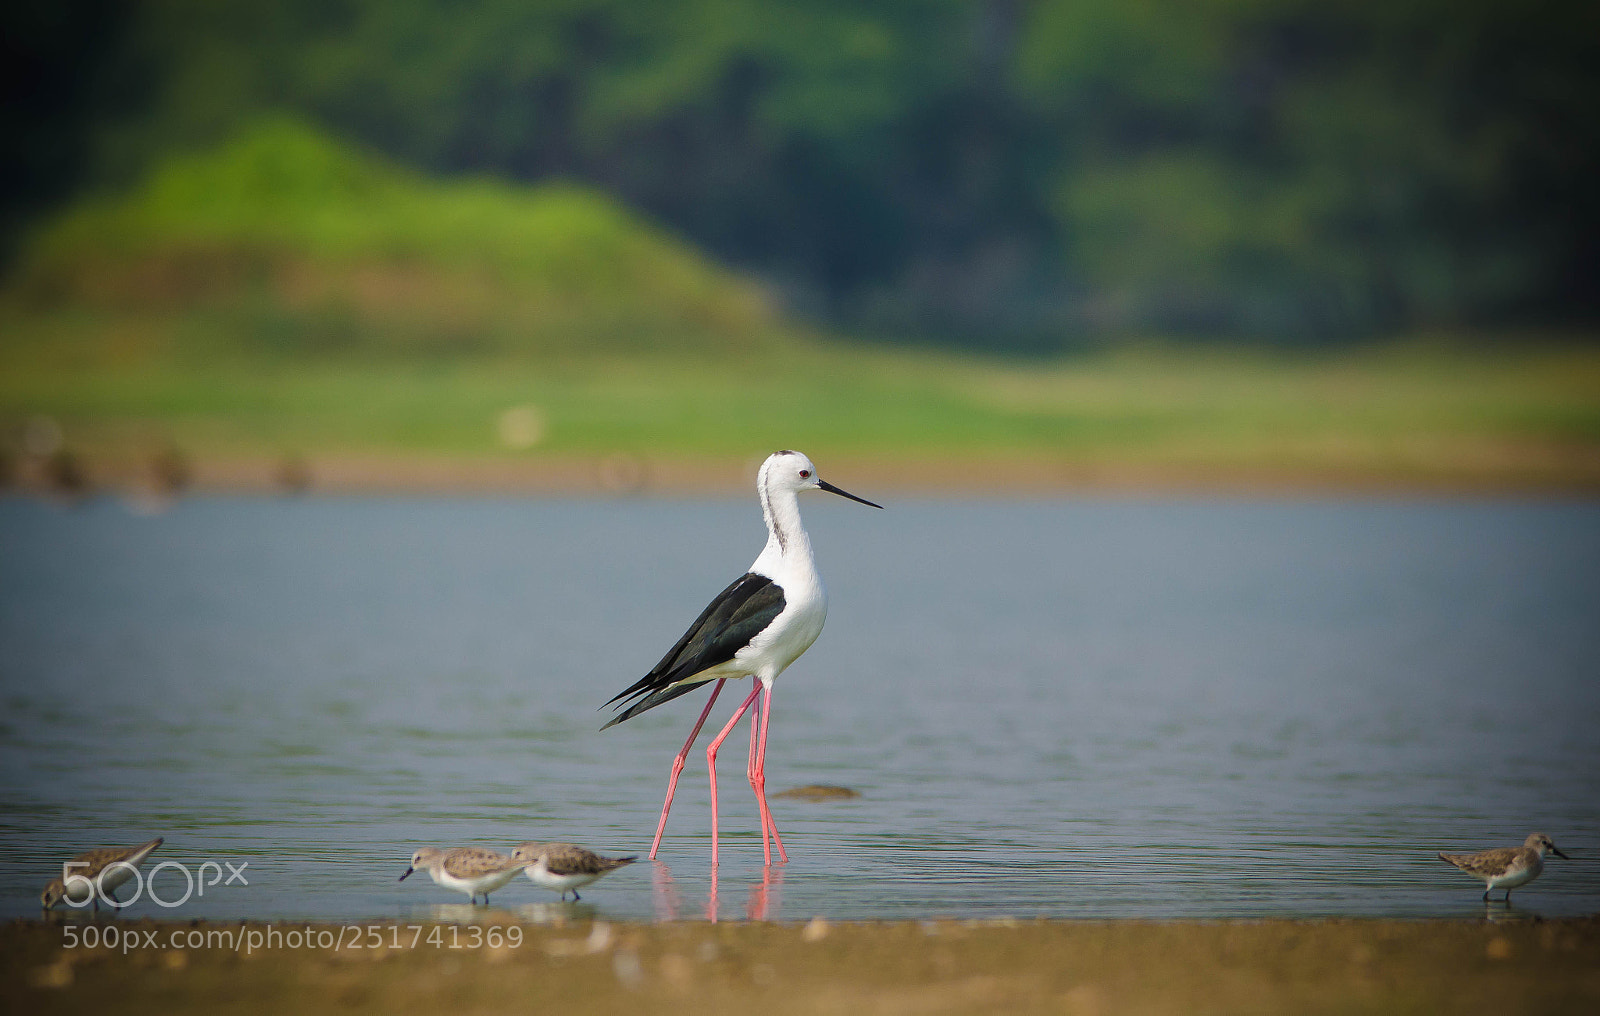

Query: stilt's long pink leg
<box><xmin>706</xmin><ymin>685</ymin><xmax>762</xmax><ymax>867</ymax></box>
<box><xmin>752</xmin><ymin>682</ymin><xmax>788</xmax><ymax>863</ymax></box>
<box><xmin>747</xmin><ymin>691</ymin><xmax>771</xmax><ymax>860</ymax></box>
<box><xmin>649</xmin><ymin>679</ymin><xmax>726</xmax><ymax>860</ymax></box>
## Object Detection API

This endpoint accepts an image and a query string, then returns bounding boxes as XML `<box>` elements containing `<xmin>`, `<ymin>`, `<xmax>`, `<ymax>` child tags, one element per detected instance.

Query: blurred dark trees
<box><xmin>6</xmin><ymin>0</ymin><xmax>1598</xmax><ymax>346</ymax></box>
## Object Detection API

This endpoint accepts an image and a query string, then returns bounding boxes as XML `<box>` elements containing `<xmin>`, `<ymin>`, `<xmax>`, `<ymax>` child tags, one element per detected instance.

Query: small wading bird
<box><xmin>601</xmin><ymin>450</ymin><xmax>882</xmax><ymax>865</ymax></box>
<box><xmin>399</xmin><ymin>847</ymin><xmax>525</xmax><ymax>905</ymax></box>
<box><xmin>1438</xmin><ymin>832</ymin><xmax>1570</xmax><ymax>902</ymax></box>
<box><xmin>40</xmin><ymin>837</ymin><xmax>164</xmax><ymax>910</ymax></box>
<box><xmin>511</xmin><ymin>841</ymin><xmax>637</xmax><ymax>901</ymax></box>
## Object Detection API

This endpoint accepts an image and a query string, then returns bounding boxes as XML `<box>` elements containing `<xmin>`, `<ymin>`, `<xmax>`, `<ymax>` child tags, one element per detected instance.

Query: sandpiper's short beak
<box><xmin>817</xmin><ymin>478</ymin><xmax>883</xmax><ymax>509</ymax></box>
<box><xmin>1552</xmin><ymin>845</ymin><xmax>1570</xmax><ymax>860</ymax></box>
<box><xmin>398</xmin><ymin>867</ymin><xmax>415</xmax><ymax>881</ymax></box>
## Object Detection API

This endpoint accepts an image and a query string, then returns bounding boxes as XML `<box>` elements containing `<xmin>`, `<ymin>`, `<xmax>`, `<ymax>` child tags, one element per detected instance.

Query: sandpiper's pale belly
<box><xmin>526</xmin><ymin>864</ymin><xmax>598</xmax><ymax>894</ymax></box>
<box><xmin>436</xmin><ymin>867</ymin><xmax>522</xmax><ymax>897</ymax></box>
<box><xmin>63</xmin><ymin>853</ymin><xmax>149</xmax><ymax>902</ymax></box>
<box><xmin>1488</xmin><ymin>858</ymin><xmax>1540</xmax><ymax>890</ymax></box>
<box><xmin>96</xmin><ymin>865</ymin><xmax>139</xmax><ymax>896</ymax></box>
<box><xmin>64</xmin><ymin>881</ymin><xmax>96</xmax><ymax>903</ymax></box>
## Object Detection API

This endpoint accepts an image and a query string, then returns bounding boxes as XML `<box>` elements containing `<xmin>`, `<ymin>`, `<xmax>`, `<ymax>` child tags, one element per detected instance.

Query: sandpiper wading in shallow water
<box><xmin>399</xmin><ymin>847</ymin><xmax>525</xmax><ymax>905</ymax></box>
<box><xmin>601</xmin><ymin>450</ymin><xmax>882</xmax><ymax>866</ymax></box>
<box><xmin>1438</xmin><ymin>832</ymin><xmax>1569</xmax><ymax>902</ymax></box>
<box><xmin>40</xmin><ymin>837</ymin><xmax>164</xmax><ymax>910</ymax></box>
<box><xmin>510</xmin><ymin>842</ymin><xmax>636</xmax><ymax>901</ymax></box>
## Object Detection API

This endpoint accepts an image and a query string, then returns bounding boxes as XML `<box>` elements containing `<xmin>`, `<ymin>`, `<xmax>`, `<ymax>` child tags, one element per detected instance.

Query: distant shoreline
<box><xmin>9</xmin><ymin>451</ymin><xmax>1600</xmax><ymax>500</ymax></box>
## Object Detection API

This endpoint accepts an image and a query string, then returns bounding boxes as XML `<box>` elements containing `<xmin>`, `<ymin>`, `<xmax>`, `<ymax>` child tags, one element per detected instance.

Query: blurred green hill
<box><xmin>4</xmin><ymin>119</ymin><xmax>786</xmax><ymax>362</ymax></box>
<box><xmin>7</xmin><ymin>0</ymin><xmax>1597</xmax><ymax>346</ymax></box>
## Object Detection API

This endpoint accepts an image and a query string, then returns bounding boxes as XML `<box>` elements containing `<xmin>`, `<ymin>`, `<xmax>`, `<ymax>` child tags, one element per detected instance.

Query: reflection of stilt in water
<box><xmin>704</xmin><ymin>862</ymin><xmax>782</xmax><ymax>923</ymax></box>
<box><xmin>650</xmin><ymin>860</ymin><xmax>681</xmax><ymax>922</ymax></box>
<box><xmin>747</xmin><ymin>863</ymin><xmax>782</xmax><ymax>921</ymax></box>
<box><xmin>707</xmin><ymin>863</ymin><xmax>720</xmax><ymax>923</ymax></box>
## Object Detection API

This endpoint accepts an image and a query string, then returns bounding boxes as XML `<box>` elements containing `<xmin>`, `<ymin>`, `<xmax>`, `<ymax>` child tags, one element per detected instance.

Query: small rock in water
<box><xmin>774</xmin><ymin>784</ymin><xmax>861</xmax><ymax>801</ymax></box>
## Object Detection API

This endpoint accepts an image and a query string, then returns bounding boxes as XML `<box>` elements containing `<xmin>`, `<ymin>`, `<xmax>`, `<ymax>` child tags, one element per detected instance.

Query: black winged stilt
<box><xmin>601</xmin><ymin>450</ymin><xmax>882</xmax><ymax>865</ymax></box>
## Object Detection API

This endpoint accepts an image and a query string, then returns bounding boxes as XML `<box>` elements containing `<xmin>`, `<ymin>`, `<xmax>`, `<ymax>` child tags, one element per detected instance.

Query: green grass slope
<box><xmin>1</xmin><ymin>120</ymin><xmax>1597</xmax><ymax>489</ymax></box>
<box><xmin>3</xmin><ymin>118</ymin><xmax>783</xmax><ymax>361</ymax></box>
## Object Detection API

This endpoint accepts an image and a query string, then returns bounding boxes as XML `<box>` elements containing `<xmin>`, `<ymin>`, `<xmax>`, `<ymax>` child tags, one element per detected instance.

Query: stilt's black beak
<box><xmin>1552</xmin><ymin>846</ymin><xmax>1570</xmax><ymax>860</ymax></box>
<box><xmin>817</xmin><ymin>479</ymin><xmax>883</xmax><ymax>509</ymax></box>
<box><xmin>398</xmin><ymin>867</ymin><xmax>414</xmax><ymax>881</ymax></box>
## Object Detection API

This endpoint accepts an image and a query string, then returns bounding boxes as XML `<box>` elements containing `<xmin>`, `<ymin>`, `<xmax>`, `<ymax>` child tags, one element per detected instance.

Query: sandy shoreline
<box><xmin>7</xmin><ymin>916</ymin><xmax>1598</xmax><ymax>1014</ymax></box>
<box><xmin>10</xmin><ymin>449</ymin><xmax>1600</xmax><ymax>500</ymax></box>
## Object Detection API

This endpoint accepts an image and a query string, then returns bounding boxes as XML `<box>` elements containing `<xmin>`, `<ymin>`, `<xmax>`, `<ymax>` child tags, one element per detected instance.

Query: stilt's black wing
<box><xmin>601</xmin><ymin>572</ymin><xmax>784</xmax><ymax>729</ymax></box>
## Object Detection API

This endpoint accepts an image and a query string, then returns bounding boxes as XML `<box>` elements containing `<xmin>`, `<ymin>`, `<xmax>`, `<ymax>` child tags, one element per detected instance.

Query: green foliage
<box><xmin>1016</xmin><ymin>0</ymin><xmax>1600</xmax><ymax>337</ymax></box>
<box><xmin>8</xmin><ymin>118</ymin><xmax>784</xmax><ymax>358</ymax></box>
<box><xmin>8</xmin><ymin>0</ymin><xmax>1600</xmax><ymax>344</ymax></box>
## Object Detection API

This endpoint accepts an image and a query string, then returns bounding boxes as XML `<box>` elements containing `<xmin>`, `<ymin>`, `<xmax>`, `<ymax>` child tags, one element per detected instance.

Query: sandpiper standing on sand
<box><xmin>1438</xmin><ymin>832</ymin><xmax>1570</xmax><ymax>902</ymax></box>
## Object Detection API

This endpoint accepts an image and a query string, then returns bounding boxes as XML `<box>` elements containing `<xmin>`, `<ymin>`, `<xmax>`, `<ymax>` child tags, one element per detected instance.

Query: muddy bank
<box><xmin>6</xmin><ymin>916</ymin><xmax>1598</xmax><ymax>1015</ymax></box>
<box><xmin>9</xmin><ymin>449</ymin><xmax>1600</xmax><ymax>500</ymax></box>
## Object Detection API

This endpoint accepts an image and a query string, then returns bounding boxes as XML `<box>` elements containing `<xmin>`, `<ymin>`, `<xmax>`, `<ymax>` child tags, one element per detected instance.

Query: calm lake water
<box><xmin>3</xmin><ymin>493</ymin><xmax>1598</xmax><ymax>923</ymax></box>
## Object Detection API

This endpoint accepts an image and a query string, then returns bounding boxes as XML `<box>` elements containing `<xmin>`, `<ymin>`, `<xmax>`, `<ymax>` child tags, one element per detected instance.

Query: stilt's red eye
<box><xmin>799</xmin><ymin>470</ymin><xmax>811</xmax><ymax>478</ymax></box>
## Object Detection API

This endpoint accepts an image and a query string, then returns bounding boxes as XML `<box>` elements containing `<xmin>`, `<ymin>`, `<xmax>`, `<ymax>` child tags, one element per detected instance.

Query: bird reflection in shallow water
<box><xmin>651</xmin><ymin>860</ymin><xmax>783</xmax><ymax>923</ymax></box>
<box><xmin>745</xmin><ymin>864</ymin><xmax>782</xmax><ymax>922</ymax></box>
<box><xmin>651</xmin><ymin>861</ymin><xmax>683</xmax><ymax>922</ymax></box>
<box><xmin>1482</xmin><ymin>901</ymin><xmax>1543</xmax><ymax>924</ymax></box>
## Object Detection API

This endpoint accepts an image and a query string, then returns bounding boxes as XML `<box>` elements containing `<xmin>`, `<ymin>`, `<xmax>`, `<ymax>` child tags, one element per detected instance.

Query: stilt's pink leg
<box><xmin>649</xmin><ymin>679</ymin><xmax>726</xmax><ymax>860</ymax></box>
<box><xmin>753</xmin><ymin>682</ymin><xmax>788</xmax><ymax>863</ymax></box>
<box><xmin>706</xmin><ymin>685</ymin><xmax>762</xmax><ymax>867</ymax></box>
<box><xmin>747</xmin><ymin>690</ymin><xmax>761</xmax><ymax>779</ymax></box>
<box><xmin>747</xmin><ymin>691</ymin><xmax>771</xmax><ymax>861</ymax></box>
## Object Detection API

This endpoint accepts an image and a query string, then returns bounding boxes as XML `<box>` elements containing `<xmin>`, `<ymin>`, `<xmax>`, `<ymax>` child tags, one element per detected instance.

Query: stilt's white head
<box><xmin>760</xmin><ymin>450</ymin><xmax>883</xmax><ymax>507</ymax></box>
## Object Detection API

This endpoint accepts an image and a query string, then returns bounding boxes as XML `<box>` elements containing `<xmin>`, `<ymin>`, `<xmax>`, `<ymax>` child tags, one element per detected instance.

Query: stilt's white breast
<box><xmin>739</xmin><ymin>574</ymin><xmax>826</xmax><ymax>681</ymax></box>
<box><xmin>733</xmin><ymin>449</ymin><xmax>838</xmax><ymax>683</ymax></box>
